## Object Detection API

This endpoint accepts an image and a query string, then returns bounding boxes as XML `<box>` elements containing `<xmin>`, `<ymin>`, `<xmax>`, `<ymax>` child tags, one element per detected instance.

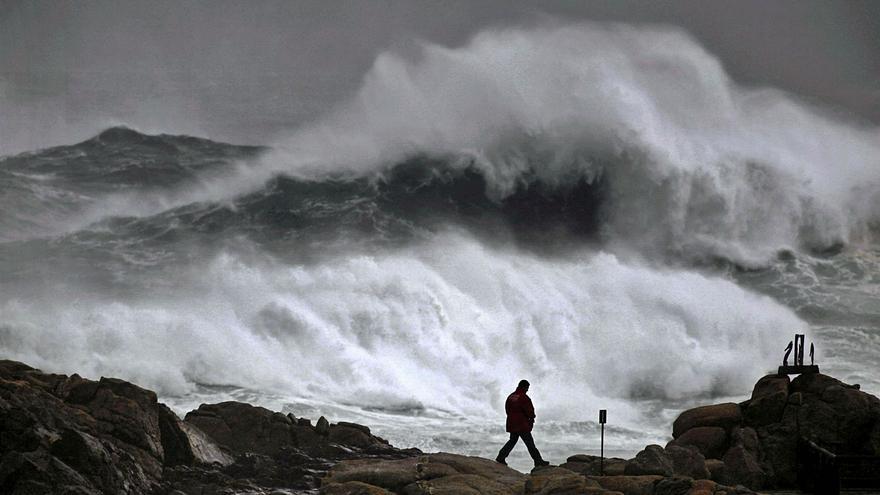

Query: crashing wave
<box><xmin>263</xmin><ymin>22</ymin><xmax>880</xmax><ymax>266</ymax></box>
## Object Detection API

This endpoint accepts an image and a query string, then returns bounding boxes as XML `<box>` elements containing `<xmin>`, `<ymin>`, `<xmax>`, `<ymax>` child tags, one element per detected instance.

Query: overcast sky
<box><xmin>1</xmin><ymin>0</ymin><xmax>878</xmax><ymax>153</ymax></box>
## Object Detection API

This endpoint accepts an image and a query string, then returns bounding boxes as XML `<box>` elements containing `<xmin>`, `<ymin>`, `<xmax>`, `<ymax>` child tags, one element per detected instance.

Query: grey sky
<box><xmin>1</xmin><ymin>0</ymin><xmax>878</xmax><ymax>154</ymax></box>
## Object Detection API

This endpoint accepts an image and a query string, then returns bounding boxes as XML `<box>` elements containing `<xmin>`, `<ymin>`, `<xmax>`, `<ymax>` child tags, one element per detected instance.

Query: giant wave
<box><xmin>1</xmin><ymin>21</ymin><xmax>878</xmax><ymax>466</ymax></box>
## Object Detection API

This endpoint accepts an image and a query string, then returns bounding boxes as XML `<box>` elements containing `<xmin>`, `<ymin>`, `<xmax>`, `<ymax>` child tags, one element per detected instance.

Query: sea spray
<box><xmin>0</xmin><ymin>232</ymin><xmax>803</xmax><ymax>423</ymax></box>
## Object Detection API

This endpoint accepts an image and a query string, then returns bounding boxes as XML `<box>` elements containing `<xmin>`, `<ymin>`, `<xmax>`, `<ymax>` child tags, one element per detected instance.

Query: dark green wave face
<box><xmin>0</xmin><ymin>127</ymin><xmax>266</xmax><ymax>241</ymax></box>
<box><xmin>0</xmin><ymin>128</ymin><xmax>610</xmax><ymax>298</ymax></box>
<box><xmin>4</xmin><ymin>126</ymin><xmax>874</xmax><ymax>265</ymax></box>
<box><xmin>2</xmin><ymin>126</ymin><xmax>265</xmax><ymax>189</ymax></box>
<box><xmin>1</xmin><ymin>128</ymin><xmax>876</xmax><ymax>316</ymax></box>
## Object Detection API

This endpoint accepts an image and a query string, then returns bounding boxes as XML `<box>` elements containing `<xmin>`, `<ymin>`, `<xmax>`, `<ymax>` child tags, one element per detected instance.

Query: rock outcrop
<box><xmin>623</xmin><ymin>445</ymin><xmax>673</xmax><ymax>477</ymax></box>
<box><xmin>3</xmin><ymin>358</ymin><xmax>877</xmax><ymax>494</ymax></box>
<box><xmin>551</xmin><ymin>371</ymin><xmax>880</xmax><ymax>493</ymax></box>
<box><xmin>666</xmin><ymin>427</ymin><xmax>726</xmax><ymax>459</ymax></box>
<box><xmin>668</xmin><ymin>371</ymin><xmax>880</xmax><ymax>490</ymax></box>
<box><xmin>671</xmin><ymin>404</ymin><xmax>742</xmax><ymax>439</ymax></box>
<box><xmin>560</xmin><ymin>454</ymin><xmax>628</xmax><ymax>476</ymax></box>
<box><xmin>320</xmin><ymin>453</ymin><xmax>756</xmax><ymax>495</ymax></box>
<box><xmin>0</xmin><ymin>360</ymin><xmax>199</xmax><ymax>493</ymax></box>
<box><xmin>0</xmin><ymin>360</ymin><xmax>416</xmax><ymax>494</ymax></box>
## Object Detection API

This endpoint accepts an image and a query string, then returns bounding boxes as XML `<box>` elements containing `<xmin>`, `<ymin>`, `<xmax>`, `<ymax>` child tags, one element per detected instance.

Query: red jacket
<box><xmin>505</xmin><ymin>387</ymin><xmax>536</xmax><ymax>433</ymax></box>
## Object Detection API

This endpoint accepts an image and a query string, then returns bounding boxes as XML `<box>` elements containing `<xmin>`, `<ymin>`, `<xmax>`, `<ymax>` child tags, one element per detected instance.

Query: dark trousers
<box><xmin>497</xmin><ymin>431</ymin><xmax>544</xmax><ymax>463</ymax></box>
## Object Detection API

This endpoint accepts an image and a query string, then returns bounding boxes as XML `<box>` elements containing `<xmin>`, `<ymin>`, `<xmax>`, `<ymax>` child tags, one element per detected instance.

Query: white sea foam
<box><xmin>0</xmin><ymin>232</ymin><xmax>804</xmax><ymax>427</ymax></box>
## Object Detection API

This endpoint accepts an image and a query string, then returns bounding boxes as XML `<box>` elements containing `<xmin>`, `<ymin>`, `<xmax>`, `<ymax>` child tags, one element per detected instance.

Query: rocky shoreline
<box><xmin>2</xmin><ymin>359</ymin><xmax>879</xmax><ymax>494</ymax></box>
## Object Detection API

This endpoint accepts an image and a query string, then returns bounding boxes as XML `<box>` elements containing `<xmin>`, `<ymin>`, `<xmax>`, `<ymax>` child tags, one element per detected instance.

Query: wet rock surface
<box><xmin>669</xmin><ymin>371</ymin><xmax>880</xmax><ymax>490</ymax></box>
<box><xmin>0</xmin><ymin>360</ymin><xmax>416</xmax><ymax>494</ymax></box>
<box><xmin>320</xmin><ymin>453</ymin><xmax>757</xmax><ymax>495</ymax></box>
<box><xmin>672</xmin><ymin>404</ymin><xmax>742</xmax><ymax>440</ymax></box>
<box><xmin>3</xmin><ymin>359</ymin><xmax>878</xmax><ymax>494</ymax></box>
<box><xmin>666</xmin><ymin>427</ymin><xmax>727</xmax><ymax>459</ymax></box>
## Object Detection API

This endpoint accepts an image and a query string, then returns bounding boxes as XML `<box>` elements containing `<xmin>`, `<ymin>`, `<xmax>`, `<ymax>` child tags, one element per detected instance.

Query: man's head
<box><xmin>518</xmin><ymin>379</ymin><xmax>530</xmax><ymax>391</ymax></box>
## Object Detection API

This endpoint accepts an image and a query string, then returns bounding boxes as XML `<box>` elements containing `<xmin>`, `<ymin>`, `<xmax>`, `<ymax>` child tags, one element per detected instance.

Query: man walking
<box><xmin>496</xmin><ymin>379</ymin><xmax>550</xmax><ymax>468</ymax></box>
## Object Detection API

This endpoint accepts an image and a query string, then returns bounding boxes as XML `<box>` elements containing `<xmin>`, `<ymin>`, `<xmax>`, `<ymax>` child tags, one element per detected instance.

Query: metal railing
<box><xmin>797</xmin><ymin>437</ymin><xmax>880</xmax><ymax>494</ymax></box>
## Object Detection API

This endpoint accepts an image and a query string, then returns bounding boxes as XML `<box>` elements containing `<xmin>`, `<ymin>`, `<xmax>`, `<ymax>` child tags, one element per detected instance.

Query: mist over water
<box><xmin>1</xmin><ymin>22</ymin><xmax>878</xmax><ymax>469</ymax></box>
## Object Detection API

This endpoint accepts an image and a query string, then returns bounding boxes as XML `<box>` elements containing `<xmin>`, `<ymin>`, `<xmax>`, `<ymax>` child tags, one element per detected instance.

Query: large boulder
<box><xmin>653</xmin><ymin>476</ymin><xmax>693</xmax><ymax>495</ymax></box>
<box><xmin>704</xmin><ymin>458</ymin><xmax>725</xmax><ymax>483</ymax></box>
<box><xmin>624</xmin><ymin>445</ymin><xmax>673</xmax><ymax>476</ymax></box>
<box><xmin>666</xmin><ymin>426</ymin><xmax>727</xmax><ymax>459</ymax></box>
<box><xmin>406</xmin><ymin>473</ymin><xmax>515</xmax><ymax>494</ymax></box>
<box><xmin>789</xmin><ymin>372</ymin><xmax>845</xmax><ymax>395</ymax></box>
<box><xmin>0</xmin><ymin>449</ymin><xmax>102</xmax><ymax>495</ymax></box>
<box><xmin>743</xmin><ymin>375</ymin><xmax>789</xmax><ymax>427</ymax></box>
<box><xmin>523</xmin><ymin>466</ymin><xmax>600</xmax><ymax>495</ymax></box>
<box><xmin>66</xmin><ymin>377</ymin><xmax>167</xmax><ymax>478</ymax></box>
<box><xmin>329</xmin><ymin>422</ymin><xmax>388</xmax><ymax>449</ymax></box>
<box><xmin>754</xmin><ymin>422</ymin><xmax>796</xmax><ymax>487</ymax></box>
<box><xmin>871</xmin><ymin>421</ymin><xmax>880</xmax><ymax>455</ymax></box>
<box><xmin>421</xmin><ymin>453</ymin><xmax>524</xmax><ymax>487</ymax></box>
<box><xmin>316</xmin><ymin>416</ymin><xmax>331</xmax><ymax>436</ymax></box>
<box><xmin>184</xmin><ymin>401</ymin><xmax>296</xmax><ymax>456</ymax></box>
<box><xmin>171</xmin><ymin>415</ymin><xmax>234</xmax><ymax>467</ymax></box>
<box><xmin>185</xmin><ymin>402</ymin><xmax>392</xmax><ymax>459</ymax></box>
<box><xmin>672</xmin><ymin>403</ymin><xmax>742</xmax><ymax>438</ymax></box>
<box><xmin>48</xmin><ymin>427</ymin><xmax>135</xmax><ymax>492</ymax></box>
<box><xmin>790</xmin><ymin>374</ymin><xmax>880</xmax><ymax>454</ymax></box>
<box><xmin>721</xmin><ymin>445</ymin><xmax>764</xmax><ymax>489</ymax></box>
<box><xmin>590</xmin><ymin>475</ymin><xmax>662</xmax><ymax>495</ymax></box>
<box><xmin>560</xmin><ymin>454</ymin><xmax>628</xmax><ymax>476</ymax></box>
<box><xmin>322</xmin><ymin>453</ymin><xmax>526</xmax><ymax>495</ymax></box>
<box><xmin>730</xmin><ymin>427</ymin><xmax>758</xmax><ymax>454</ymax></box>
<box><xmin>322</xmin><ymin>457</ymin><xmax>422</xmax><ymax>491</ymax></box>
<box><xmin>664</xmin><ymin>445</ymin><xmax>709</xmax><ymax>479</ymax></box>
<box><xmin>750</xmin><ymin>374</ymin><xmax>790</xmax><ymax>400</ymax></box>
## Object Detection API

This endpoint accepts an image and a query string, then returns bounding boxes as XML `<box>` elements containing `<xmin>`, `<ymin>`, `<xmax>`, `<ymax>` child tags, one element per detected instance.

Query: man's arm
<box><xmin>525</xmin><ymin>396</ymin><xmax>536</xmax><ymax>422</ymax></box>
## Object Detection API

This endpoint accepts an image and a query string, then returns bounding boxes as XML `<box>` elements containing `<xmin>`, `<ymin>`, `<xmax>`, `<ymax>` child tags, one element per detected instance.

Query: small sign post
<box><xmin>599</xmin><ymin>409</ymin><xmax>607</xmax><ymax>476</ymax></box>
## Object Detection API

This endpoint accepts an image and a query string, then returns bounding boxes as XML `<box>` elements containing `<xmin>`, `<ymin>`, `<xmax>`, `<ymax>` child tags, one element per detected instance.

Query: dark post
<box><xmin>599</xmin><ymin>409</ymin><xmax>607</xmax><ymax>476</ymax></box>
<box><xmin>794</xmin><ymin>334</ymin><xmax>805</xmax><ymax>366</ymax></box>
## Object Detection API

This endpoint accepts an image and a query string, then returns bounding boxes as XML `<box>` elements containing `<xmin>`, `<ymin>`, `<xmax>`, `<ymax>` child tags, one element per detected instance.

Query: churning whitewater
<box><xmin>1</xmin><ymin>23</ymin><xmax>878</xmax><ymax>466</ymax></box>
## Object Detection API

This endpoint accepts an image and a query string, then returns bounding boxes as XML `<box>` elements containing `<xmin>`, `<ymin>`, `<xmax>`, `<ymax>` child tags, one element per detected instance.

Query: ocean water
<box><xmin>1</xmin><ymin>23</ymin><xmax>878</xmax><ymax>472</ymax></box>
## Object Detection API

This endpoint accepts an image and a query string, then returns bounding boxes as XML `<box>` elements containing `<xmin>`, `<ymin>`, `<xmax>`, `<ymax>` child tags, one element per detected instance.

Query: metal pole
<box><xmin>599</xmin><ymin>409</ymin><xmax>606</xmax><ymax>476</ymax></box>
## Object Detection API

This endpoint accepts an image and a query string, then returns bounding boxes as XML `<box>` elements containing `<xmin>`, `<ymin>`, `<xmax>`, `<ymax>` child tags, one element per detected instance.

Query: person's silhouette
<box><xmin>495</xmin><ymin>380</ymin><xmax>549</xmax><ymax>468</ymax></box>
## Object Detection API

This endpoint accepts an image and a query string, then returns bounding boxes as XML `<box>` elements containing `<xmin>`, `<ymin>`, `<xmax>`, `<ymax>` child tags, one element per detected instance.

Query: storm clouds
<box><xmin>1</xmin><ymin>0</ymin><xmax>878</xmax><ymax>154</ymax></box>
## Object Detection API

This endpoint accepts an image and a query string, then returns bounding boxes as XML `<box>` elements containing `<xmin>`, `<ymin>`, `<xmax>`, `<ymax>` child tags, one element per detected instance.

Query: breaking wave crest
<box><xmin>268</xmin><ymin>22</ymin><xmax>880</xmax><ymax>266</ymax></box>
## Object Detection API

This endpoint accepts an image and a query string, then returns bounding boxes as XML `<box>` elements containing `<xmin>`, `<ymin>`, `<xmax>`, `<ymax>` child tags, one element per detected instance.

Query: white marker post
<box><xmin>599</xmin><ymin>409</ymin><xmax>607</xmax><ymax>476</ymax></box>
